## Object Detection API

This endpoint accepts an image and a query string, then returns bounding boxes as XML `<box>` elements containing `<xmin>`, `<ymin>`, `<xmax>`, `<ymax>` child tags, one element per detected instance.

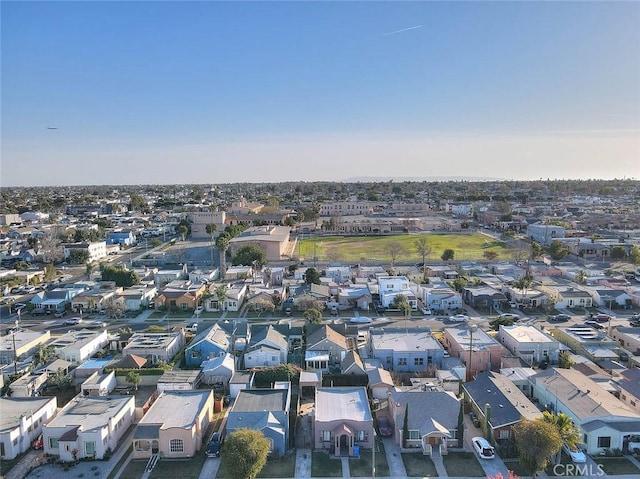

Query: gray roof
<box><xmin>45</xmin><ymin>396</ymin><xmax>134</xmax><ymax>433</ymax></box>
<box><xmin>390</xmin><ymin>390</ymin><xmax>460</xmax><ymax>435</ymax></box>
<box><xmin>226</xmin><ymin>410</ymin><xmax>286</xmax><ymax>433</ymax></box>
<box><xmin>463</xmin><ymin>372</ymin><xmax>542</xmax><ymax>428</ymax></box>
<box><xmin>0</xmin><ymin>397</ymin><xmax>57</xmax><ymax>433</ymax></box>
<box><xmin>139</xmin><ymin>390</ymin><xmax>212</xmax><ymax>429</ymax></box>
<box><xmin>617</xmin><ymin>368</ymin><xmax>640</xmax><ymax>399</ymax></box>
<box><xmin>315</xmin><ymin>387</ymin><xmax>372</xmax><ymax>422</ymax></box>
<box><xmin>133</xmin><ymin>424</ymin><xmax>161</xmax><ymax>439</ymax></box>
<box><xmin>582</xmin><ymin>420</ymin><xmax>640</xmax><ymax>433</ymax></box>
<box><xmin>233</xmin><ymin>389</ymin><xmax>289</xmax><ymax>413</ymax></box>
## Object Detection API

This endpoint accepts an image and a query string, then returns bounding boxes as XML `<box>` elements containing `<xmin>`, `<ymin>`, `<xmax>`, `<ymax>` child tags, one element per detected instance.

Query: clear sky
<box><xmin>2</xmin><ymin>1</ymin><xmax>639</xmax><ymax>186</ymax></box>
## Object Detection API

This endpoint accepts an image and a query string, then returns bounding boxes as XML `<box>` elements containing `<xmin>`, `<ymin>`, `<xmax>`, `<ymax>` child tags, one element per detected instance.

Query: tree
<box><xmin>101</xmin><ymin>264</ymin><xmax>139</xmax><ymax>287</ymax></box>
<box><xmin>304</xmin><ymin>267</ymin><xmax>321</xmax><ymax>285</ymax></box>
<box><xmin>67</xmin><ymin>249</ymin><xmax>90</xmax><ymax>264</ymax></box>
<box><xmin>441</xmin><ymin>249</ymin><xmax>455</xmax><ymax>261</ymax></box>
<box><xmin>126</xmin><ymin>370</ymin><xmax>141</xmax><ymax>391</ymax></box>
<box><xmin>489</xmin><ymin>317</ymin><xmax>515</xmax><ymax>330</ymax></box>
<box><xmin>249</xmin><ymin>298</ymin><xmax>275</xmax><ymax>314</ymax></box>
<box><xmin>543</xmin><ymin>411</ymin><xmax>582</xmax><ymax>464</ymax></box>
<box><xmin>513</xmin><ymin>418</ymin><xmax>563</xmax><ymax>476</ymax></box>
<box><xmin>558</xmin><ymin>351</ymin><xmax>574</xmax><ymax>369</ymax></box>
<box><xmin>215</xmin><ymin>285</ymin><xmax>228</xmax><ymax>311</ymax></box>
<box><xmin>385</xmin><ymin>241</ymin><xmax>406</xmax><ymax>273</ymax></box>
<box><xmin>33</xmin><ymin>345</ymin><xmax>56</xmax><ymax>367</ymax></box>
<box><xmin>630</xmin><ymin>245</ymin><xmax>640</xmax><ymax>265</ymax></box>
<box><xmin>402</xmin><ymin>403</ymin><xmax>409</xmax><ymax>448</ymax></box>
<box><xmin>221</xmin><ymin>428</ymin><xmax>270</xmax><ymax>479</ymax></box>
<box><xmin>547</xmin><ymin>240</ymin><xmax>568</xmax><ymax>261</ymax></box>
<box><xmin>414</xmin><ymin>236</ymin><xmax>432</xmax><ymax>280</ymax></box>
<box><xmin>530</xmin><ymin>241</ymin><xmax>543</xmax><ymax>259</ymax></box>
<box><xmin>390</xmin><ymin>294</ymin><xmax>411</xmax><ymax>317</ymax></box>
<box><xmin>483</xmin><ymin>250</ymin><xmax>499</xmax><ymax>261</ymax></box>
<box><xmin>38</xmin><ymin>233</ymin><xmax>64</xmax><ymax>264</ymax></box>
<box><xmin>513</xmin><ymin>276</ymin><xmax>532</xmax><ymax>302</ymax></box>
<box><xmin>303</xmin><ymin>308</ymin><xmax>323</xmax><ymax>324</ymax></box>
<box><xmin>232</xmin><ymin>244</ymin><xmax>267</xmax><ymax>268</ymax></box>
<box><xmin>178</xmin><ymin>224</ymin><xmax>189</xmax><ymax>241</ymax></box>
<box><xmin>105</xmin><ymin>300</ymin><xmax>126</xmax><ymax>319</ymax></box>
<box><xmin>574</xmin><ymin>270</ymin><xmax>587</xmax><ymax>285</ymax></box>
<box><xmin>610</xmin><ymin>246</ymin><xmax>627</xmax><ymax>260</ymax></box>
<box><xmin>216</xmin><ymin>234</ymin><xmax>230</xmax><ymax>275</ymax></box>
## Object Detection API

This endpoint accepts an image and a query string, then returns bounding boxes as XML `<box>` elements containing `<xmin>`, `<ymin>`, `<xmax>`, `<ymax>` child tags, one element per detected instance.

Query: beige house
<box><xmin>123</xmin><ymin>331</ymin><xmax>186</xmax><ymax>365</ymax></box>
<box><xmin>132</xmin><ymin>389</ymin><xmax>214</xmax><ymax>459</ymax></box>
<box><xmin>315</xmin><ymin>387</ymin><xmax>373</xmax><ymax>457</ymax></box>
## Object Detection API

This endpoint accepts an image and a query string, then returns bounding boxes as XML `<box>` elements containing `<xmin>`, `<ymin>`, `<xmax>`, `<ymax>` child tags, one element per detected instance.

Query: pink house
<box><xmin>443</xmin><ymin>326</ymin><xmax>504</xmax><ymax>381</ymax></box>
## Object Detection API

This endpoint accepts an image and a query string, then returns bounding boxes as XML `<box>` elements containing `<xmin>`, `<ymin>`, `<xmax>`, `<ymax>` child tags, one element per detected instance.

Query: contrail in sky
<box><xmin>382</xmin><ymin>25</ymin><xmax>423</xmax><ymax>37</ymax></box>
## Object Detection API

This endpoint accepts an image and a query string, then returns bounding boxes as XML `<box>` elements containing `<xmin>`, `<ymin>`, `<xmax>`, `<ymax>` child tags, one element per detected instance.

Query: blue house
<box><xmin>226</xmin><ymin>383</ymin><xmax>291</xmax><ymax>457</ymax></box>
<box><xmin>185</xmin><ymin>324</ymin><xmax>231</xmax><ymax>367</ymax></box>
<box><xmin>107</xmin><ymin>230</ymin><xmax>137</xmax><ymax>246</ymax></box>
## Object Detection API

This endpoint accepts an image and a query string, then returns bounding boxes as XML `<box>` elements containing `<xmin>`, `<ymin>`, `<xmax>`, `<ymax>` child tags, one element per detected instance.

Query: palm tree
<box><xmin>215</xmin><ymin>235</ymin><xmax>230</xmax><ymax>277</ymax></box>
<box><xmin>513</xmin><ymin>276</ymin><xmax>533</xmax><ymax>305</ymax></box>
<box><xmin>575</xmin><ymin>270</ymin><xmax>588</xmax><ymax>285</ymax></box>
<box><xmin>543</xmin><ymin>411</ymin><xmax>582</xmax><ymax>464</ymax></box>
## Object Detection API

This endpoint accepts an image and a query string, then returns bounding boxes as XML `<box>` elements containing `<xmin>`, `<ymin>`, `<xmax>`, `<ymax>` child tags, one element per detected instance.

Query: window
<box><xmin>170</xmin><ymin>439</ymin><xmax>184</xmax><ymax>452</ymax></box>
<box><xmin>170</xmin><ymin>300</ymin><xmax>177</xmax><ymax>308</ymax></box>
<box><xmin>386</xmin><ymin>356</ymin><xmax>392</xmax><ymax>365</ymax></box>
<box><xmin>85</xmin><ymin>442</ymin><xmax>95</xmax><ymax>456</ymax></box>
<box><xmin>322</xmin><ymin>431</ymin><xmax>331</xmax><ymax>442</ymax></box>
<box><xmin>597</xmin><ymin>437</ymin><xmax>611</xmax><ymax>448</ymax></box>
<box><xmin>181</xmin><ymin>302</ymin><xmax>188</xmax><ymax>309</ymax></box>
<box><xmin>49</xmin><ymin>437</ymin><xmax>59</xmax><ymax>449</ymax></box>
<box><xmin>357</xmin><ymin>430</ymin><xmax>367</xmax><ymax>442</ymax></box>
<box><xmin>398</xmin><ymin>358</ymin><xmax>407</xmax><ymax>366</ymax></box>
<box><xmin>414</xmin><ymin>358</ymin><xmax>424</xmax><ymax>366</ymax></box>
<box><xmin>408</xmin><ymin>430</ymin><xmax>421</xmax><ymax>440</ymax></box>
<box><xmin>499</xmin><ymin>429</ymin><xmax>510</xmax><ymax>440</ymax></box>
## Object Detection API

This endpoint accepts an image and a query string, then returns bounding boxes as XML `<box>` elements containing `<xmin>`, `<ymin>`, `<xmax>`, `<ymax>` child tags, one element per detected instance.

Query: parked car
<box><xmin>630</xmin><ymin>320</ymin><xmax>640</xmax><ymax>327</ymax></box>
<box><xmin>185</xmin><ymin>323</ymin><xmax>198</xmax><ymax>333</ymax></box>
<box><xmin>54</xmin><ymin>310</ymin><xmax>68</xmax><ymax>318</ymax></box>
<box><xmin>194</xmin><ymin>306</ymin><xmax>204</xmax><ymax>315</ymax></box>
<box><xmin>206</xmin><ymin>432</ymin><xmax>223</xmax><ymax>458</ymax></box>
<box><xmin>499</xmin><ymin>313</ymin><xmax>519</xmax><ymax>320</ymax></box>
<box><xmin>591</xmin><ymin>313</ymin><xmax>612</xmax><ymax>322</ymax></box>
<box><xmin>549</xmin><ymin>314</ymin><xmax>571</xmax><ymax>322</ymax></box>
<box><xmin>469</xmin><ymin>412</ymin><xmax>481</xmax><ymax>427</ymax></box>
<box><xmin>449</xmin><ymin>314</ymin><xmax>469</xmax><ymax>322</ymax></box>
<box><xmin>62</xmin><ymin>317</ymin><xmax>82</xmax><ymax>326</ymax></box>
<box><xmin>31</xmin><ymin>308</ymin><xmax>47</xmax><ymax>316</ymax></box>
<box><xmin>350</xmin><ymin>316</ymin><xmax>373</xmax><ymax>324</ymax></box>
<box><xmin>472</xmin><ymin>436</ymin><xmax>495</xmax><ymax>459</ymax></box>
<box><xmin>562</xmin><ymin>443</ymin><xmax>586</xmax><ymax>463</ymax></box>
<box><xmin>421</xmin><ymin>307</ymin><xmax>432</xmax><ymax>316</ymax></box>
<box><xmin>377</xmin><ymin>416</ymin><xmax>393</xmax><ymax>437</ymax></box>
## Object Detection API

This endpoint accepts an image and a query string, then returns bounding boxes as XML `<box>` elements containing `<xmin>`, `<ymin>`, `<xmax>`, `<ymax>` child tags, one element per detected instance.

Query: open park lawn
<box><xmin>299</xmin><ymin>233</ymin><xmax>510</xmax><ymax>263</ymax></box>
<box><xmin>311</xmin><ymin>451</ymin><xmax>343</xmax><ymax>477</ymax></box>
<box><xmin>349</xmin><ymin>441</ymin><xmax>390</xmax><ymax>477</ymax></box>
<box><xmin>442</xmin><ymin>452</ymin><xmax>486</xmax><ymax>477</ymax></box>
<box><xmin>402</xmin><ymin>452</ymin><xmax>438</xmax><ymax>477</ymax></box>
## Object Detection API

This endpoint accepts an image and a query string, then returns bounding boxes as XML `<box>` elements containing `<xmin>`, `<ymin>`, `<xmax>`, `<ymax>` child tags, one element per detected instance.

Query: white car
<box><xmin>62</xmin><ymin>317</ymin><xmax>82</xmax><ymax>326</ymax></box>
<box><xmin>562</xmin><ymin>444</ymin><xmax>586</xmax><ymax>463</ymax></box>
<box><xmin>449</xmin><ymin>314</ymin><xmax>469</xmax><ymax>322</ymax></box>
<box><xmin>421</xmin><ymin>307</ymin><xmax>432</xmax><ymax>316</ymax></box>
<box><xmin>472</xmin><ymin>436</ymin><xmax>495</xmax><ymax>459</ymax></box>
<box><xmin>350</xmin><ymin>317</ymin><xmax>373</xmax><ymax>324</ymax></box>
<box><xmin>185</xmin><ymin>323</ymin><xmax>199</xmax><ymax>333</ymax></box>
<box><xmin>499</xmin><ymin>313</ymin><xmax>520</xmax><ymax>320</ymax></box>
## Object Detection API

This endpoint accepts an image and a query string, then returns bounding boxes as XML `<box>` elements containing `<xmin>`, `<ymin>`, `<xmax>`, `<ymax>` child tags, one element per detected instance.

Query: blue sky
<box><xmin>2</xmin><ymin>1</ymin><xmax>639</xmax><ymax>186</ymax></box>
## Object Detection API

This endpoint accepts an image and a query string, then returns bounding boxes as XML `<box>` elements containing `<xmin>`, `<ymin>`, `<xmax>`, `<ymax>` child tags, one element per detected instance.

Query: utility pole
<box><xmin>12</xmin><ymin>318</ymin><xmax>19</xmax><ymax>376</ymax></box>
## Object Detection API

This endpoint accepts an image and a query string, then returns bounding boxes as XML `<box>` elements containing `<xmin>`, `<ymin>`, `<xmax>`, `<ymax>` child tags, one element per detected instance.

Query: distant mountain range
<box><xmin>342</xmin><ymin>176</ymin><xmax>503</xmax><ymax>182</ymax></box>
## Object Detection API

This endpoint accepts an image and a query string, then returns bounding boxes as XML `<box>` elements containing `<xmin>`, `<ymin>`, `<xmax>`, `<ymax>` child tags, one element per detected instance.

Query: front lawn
<box><xmin>597</xmin><ymin>457</ymin><xmax>640</xmax><ymax>475</ymax></box>
<box><xmin>442</xmin><ymin>452</ymin><xmax>485</xmax><ymax>477</ymax></box>
<box><xmin>311</xmin><ymin>451</ymin><xmax>343</xmax><ymax>477</ymax></box>
<box><xmin>349</xmin><ymin>441</ymin><xmax>390</xmax><ymax>477</ymax></box>
<box><xmin>120</xmin><ymin>454</ymin><xmax>207</xmax><ymax>479</ymax></box>
<box><xmin>257</xmin><ymin>452</ymin><xmax>296</xmax><ymax>478</ymax></box>
<box><xmin>402</xmin><ymin>452</ymin><xmax>438</xmax><ymax>477</ymax></box>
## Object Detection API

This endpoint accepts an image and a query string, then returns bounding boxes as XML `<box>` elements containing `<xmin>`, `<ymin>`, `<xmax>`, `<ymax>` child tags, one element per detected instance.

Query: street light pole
<box><xmin>372</xmin><ymin>430</ymin><xmax>376</xmax><ymax>479</ymax></box>
<box><xmin>12</xmin><ymin>318</ymin><xmax>19</xmax><ymax>376</ymax></box>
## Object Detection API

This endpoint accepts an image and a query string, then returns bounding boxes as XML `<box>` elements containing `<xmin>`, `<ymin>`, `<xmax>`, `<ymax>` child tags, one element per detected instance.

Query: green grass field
<box><xmin>298</xmin><ymin>233</ymin><xmax>510</xmax><ymax>263</ymax></box>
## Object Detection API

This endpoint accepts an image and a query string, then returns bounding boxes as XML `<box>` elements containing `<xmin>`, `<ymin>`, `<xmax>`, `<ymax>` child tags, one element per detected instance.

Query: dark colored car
<box><xmin>377</xmin><ymin>416</ymin><xmax>393</xmax><ymax>437</ymax></box>
<box><xmin>549</xmin><ymin>314</ymin><xmax>571</xmax><ymax>322</ymax></box>
<box><xmin>469</xmin><ymin>411</ymin><xmax>481</xmax><ymax>427</ymax></box>
<box><xmin>592</xmin><ymin>313</ymin><xmax>611</xmax><ymax>322</ymax></box>
<box><xmin>206</xmin><ymin>432</ymin><xmax>223</xmax><ymax>458</ymax></box>
<box><xmin>585</xmin><ymin>320</ymin><xmax>604</xmax><ymax>330</ymax></box>
<box><xmin>31</xmin><ymin>308</ymin><xmax>47</xmax><ymax>316</ymax></box>
<box><xmin>54</xmin><ymin>310</ymin><xmax>68</xmax><ymax>318</ymax></box>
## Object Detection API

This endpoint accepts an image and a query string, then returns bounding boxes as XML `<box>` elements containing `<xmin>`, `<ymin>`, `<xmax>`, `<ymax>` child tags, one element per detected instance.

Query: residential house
<box><xmin>443</xmin><ymin>326</ymin><xmax>503</xmax><ymax>379</ymax></box>
<box><xmin>123</xmin><ymin>331</ymin><xmax>186</xmax><ymax>365</ymax></box>
<box><xmin>499</xmin><ymin>367</ymin><xmax>538</xmax><ymax>397</ymax></box>
<box><xmin>0</xmin><ymin>330</ymin><xmax>51</xmax><ymax>365</ymax></box>
<box><xmin>366</xmin><ymin>367</ymin><xmax>394</xmax><ymax>401</ymax></box>
<box><xmin>325</xmin><ymin>266</ymin><xmax>352</xmax><ymax>284</ymax></box>
<box><xmin>229</xmin><ymin>371</ymin><xmax>255</xmax><ymax>399</ymax></box>
<box><xmin>462</xmin><ymin>285</ymin><xmax>507</xmax><ymax>311</ymax></box>
<box><xmin>463</xmin><ymin>371</ymin><xmax>542</xmax><ymax>444</ymax></box>
<box><xmin>336</xmin><ymin>286</ymin><xmax>372</xmax><ymax>311</ymax></box>
<box><xmin>156</xmin><ymin>370</ymin><xmax>202</xmax><ymax>392</ymax></box>
<box><xmin>369</xmin><ymin>327</ymin><xmax>446</xmax><ymax>372</ymax></box>
<box><xmin>422</xmin><ymin>283</ymin><xmax>463</xmax><ymax>314</ymax></box>
<box><xmin>615</xmin><ymin>368</ymin><xmax>640</xmax><ymax>415</ymax></box>
<box><xmin>201</xmin><ymin>353</ymin><xmax>235</xmax><ymax>387</ymax></box>
<box><xmin>224</xmin><ymin>266</ymin><xmax>252</xmax><ymax>281</ymax></box>
<box><xmin>63</xmin><ymin>241</ymin><xmax>107</xmax><ymax>262</ymax></box>
<box><xmin>31</xmin><ymin>287</ymin><xmax>84</xmax><ymax>314</ymax></box>
<box><xmin>551</xmin><ymin>326</ymin><xmax>619</xmax><ymax>363</ymax></box>
<box><xmin>526</xmin><ymin>224</ymin><xmax>565</xmax><ymax>246</ymax></box>
<box><xmin>226</xmin><ymin>383</ymin><xmax>291</xmax><ymax>457</ymax></box>
<box><xmin>43</xmin><ymin>395</ymin><xmax>135</xmax><ymax>461</ymax></box>
<box><xmin>314</xmin><ymin>387</ymin><xmax>373</xmax><ymax>457</ymax></box>
<box><xmin>50</xmin><ymin>329</ymin><xmax>109</xmax><ymax>364</ymax></box>
<box><xmin>155</xmin><ymin>280</ymin><xmax>205</xmax><ymax>311</ymax></box>
<box><xmin>610</xmin><ymin>327</ymin><xmax>640</xmax><ymax>356</ymax></box>
<box><xmin>185</xmin><ymin>324</ymin><xmax>231</xmax><ymax>367</ymax></box>
<box><xmin>497</xmin><ymin>325</ymin><xmax>563</xmax><ymax>365</ymax></box>
<box><xmin>424</xmin><ymin>265</ymin><xmax>459</xmax><ymax>280</ymax></box>
<box><xmin>305</xmin><ymin>325</ymin><xmax>348</xmax><ymax>372</ymax></box>
<box><xmin>0</xmin><ymin>397</ymin><xmax>58</xmax><ymax>460</ymax></box>
<box><xmin>341</xmin><ymin>351</ymin><xmax>366</xmax><ymax>376</ymax></box>
<box><xmin>107</xmin><ymin>230</ymin><xmax>137</xmax><ymax>246</ymax></box>
<box><xmin>378</xmin><ymin>276</ymin><xmax>417</xmax><ymax>309</ymax></box>
<box><xmin>244</xmin><ymin>325</ymin><xmax>288</xmax><ymax>369</ymax></box>
<box><xmin>589</xmin><ymin>288</ymin><xmax>633</xmax><ymax>309</ymax></box>
<box><xmin>556</xmin><ymin>288</ymin><xmax>593</xmax><ymax>309</ymax></box>
<box><xmin>71</xmin><ymin>286</ymin><xmax>122</xmax><ymax>313</ymax></box>
<box><xmin>530</xmin><ymin>368</ymin><xmax>640</xmax><ymax>454</ymax></box>
<box><xmin>132</xmin><ymin>389</ymin><xmax>214</xmax><ymax>459</ymax></box>
<box><xmin>387</xmin><ymin>388</ymin><xmax>461</xmax><ymax>455</ymax></box>
<box><xmin>153</xmin><ymin>264</ymin><xmax>188</xmax><ymax>287</ymax></box>
<box><xmin>9</xmin><ymin>372</ymin><xmax>49</xmax><ymax>398</ymax></box>
<box><xmin>117</xmin><ymin>285</ymin><xmax>157</xmax><ymax>311</ymax></box>
<box><xmin>203</xmin><ymin>282</ymin><xmax>248</xmax><ymax>312</ymax></box>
